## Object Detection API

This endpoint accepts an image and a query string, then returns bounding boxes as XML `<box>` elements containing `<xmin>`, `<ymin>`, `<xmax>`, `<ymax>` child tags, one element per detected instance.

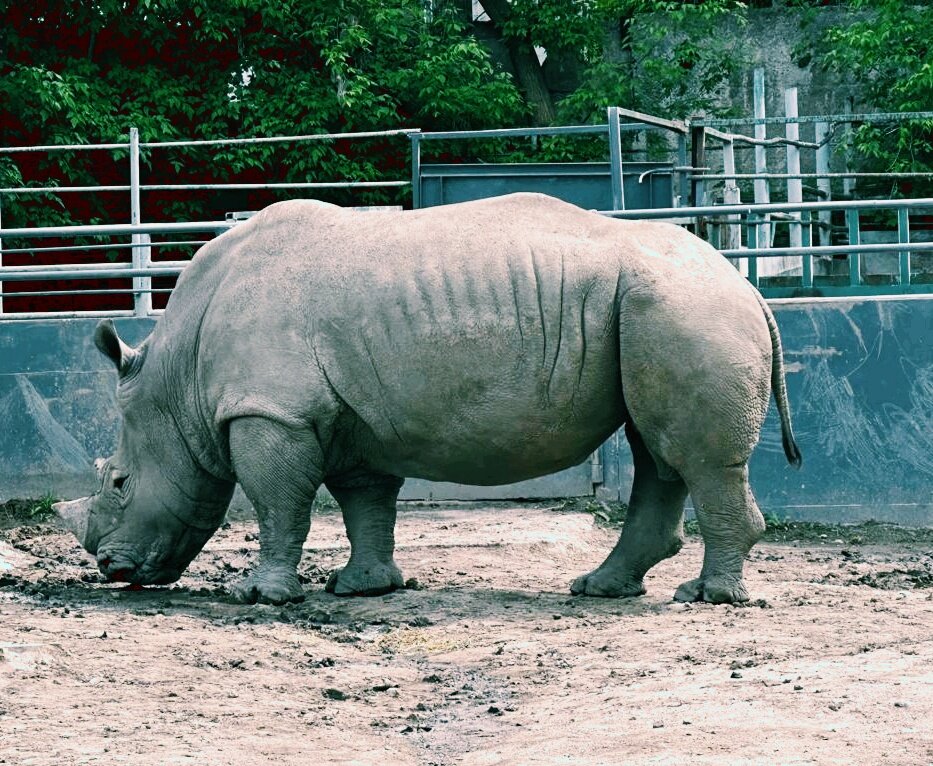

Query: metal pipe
<box><xmin>417</xmin><ymin>125</ymin><xmax>610</xmax><ymax>140</ymax></box>
<box><xmin>608</xmin><ymin>107</ymin><xmax>625</xmax><ymax>211</ymax></box>
<box><xmin>0</xmin><ymin>142</ymin><xmax>129</xmax><ymax>154</ymax></box>
<box><xmin>410</xmin><ymin>134</ymin><xmax>421</xmax><ymax>209</ymax></box>
<box><xmin>130</xmin><ymin>128</ymin><xmax>151</xmax><ymax>317</ymax></box>
<box><xmin>0</xmin><ymin>181</ymin><xmax>410</xmax><ymax>194</ymax></box>
<box><xmin>0</xmin><ymin>240</ymin><xmax>206</xmax><ymax>255</ymax></box>
<box><xmin>0</xmin><ymin>266</ymin><xmax>185</xmax><ymax>282</ymax></box>
<box><xmin>693</xmin><ymin>110</ymin><xmax>933</xmax><ymax>127</ymax></box>
<box><xmin>0</xmin><ymin>222</ymin><xmax>231</xmax><ymax>239</ymax></box>
<box><xmin>720</xmin><ymin>241</ymin><xmax>933</xmax><ymax>259</ymax></box>
<box><xmin>691</xmin><ymin>172</ymin><xmax>933</xmax><ymax>180</ymax></box>
<box><xmin>140</xmin><ymin>128</ymin><xmax>421</xmax><ymax>148</ymax></box>
<box><xmin>0</xmin><ymin>260</ymin><xmax>189</xmax><ymax>274</ymax></box>
<box><xmin>600</xmin><ymin>198</ymin><xmax>933</xmax><ymax>219</ymax></box>
<box><xmin>0</xmin><ymin>310</ymin><xmax>137</xmax><ymax>320</ymax></box>
<box><xmin>2</xmin><ymin>287</ymin><xmax>174</xmax><ymax>298</ymax></box>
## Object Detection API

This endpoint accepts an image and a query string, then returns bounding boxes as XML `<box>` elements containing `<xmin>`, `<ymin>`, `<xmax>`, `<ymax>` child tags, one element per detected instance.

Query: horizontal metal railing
<box><xmin>0</xmin><ymin>221</ymin><xmax>231</xmax><ymax>319</ymax></box>
<box><xmin>1</xmin><ymin>197</ymin><xmax>932</xmax><ymax>319</ymax></box>
<box><xmin>606</xmin><ymin>198</ymin><xmax>933</xmax><ymax>297</ymax></box>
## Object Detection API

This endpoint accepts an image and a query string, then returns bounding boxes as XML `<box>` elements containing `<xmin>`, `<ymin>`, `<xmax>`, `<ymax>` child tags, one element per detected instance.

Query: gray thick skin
<box><xmin>58</xmin><ymin>193</ymin><xmax>799</xmax><ymax>606</ymax></box>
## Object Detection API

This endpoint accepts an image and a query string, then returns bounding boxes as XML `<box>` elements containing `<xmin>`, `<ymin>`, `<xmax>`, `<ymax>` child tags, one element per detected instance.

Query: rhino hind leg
<box><xmin>571</xmin><ymin>422</ymin><xmax>688</xmax><ymax>598</ymax></box>
<box><xmin>227</xmin><ymin>417</ymin><xmax>324</xmax><ymax>605</ymax></box>
<box><xmin>673</xmin><ymin>464</ymin><xmax>765</xmax><ymax>604</ymax></box>
<box><xmin>324</xmin><ymin>475</ymin><xmax>405</xmax><ymax>597</ymax></box>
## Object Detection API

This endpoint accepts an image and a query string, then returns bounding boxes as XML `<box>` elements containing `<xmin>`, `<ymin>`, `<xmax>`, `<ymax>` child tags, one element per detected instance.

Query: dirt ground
<box><xmin>1</xmin><ymin>501</ymin><xmax>932</xmax><ymax>766</ymax></box>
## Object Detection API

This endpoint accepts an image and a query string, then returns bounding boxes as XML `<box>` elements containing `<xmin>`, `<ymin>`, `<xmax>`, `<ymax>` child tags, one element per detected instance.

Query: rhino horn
<box><xmin>53</xmin><ymin>498</ymin><xmax>92</xmax><ymax>549</ymax></box>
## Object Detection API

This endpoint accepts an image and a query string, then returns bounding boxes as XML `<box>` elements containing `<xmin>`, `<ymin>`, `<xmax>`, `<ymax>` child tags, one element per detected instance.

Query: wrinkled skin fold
<box><xmin>55</xmin><ymin>193</ymin><xmax>800</xmax><ymax>605</ymax></box>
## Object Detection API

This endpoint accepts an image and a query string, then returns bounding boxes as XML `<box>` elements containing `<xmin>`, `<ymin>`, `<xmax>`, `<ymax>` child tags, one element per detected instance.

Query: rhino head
<box><xmin>54</xmin><ymin>320</ymin><xmax>234</xmax><ymax>585</ymax></box>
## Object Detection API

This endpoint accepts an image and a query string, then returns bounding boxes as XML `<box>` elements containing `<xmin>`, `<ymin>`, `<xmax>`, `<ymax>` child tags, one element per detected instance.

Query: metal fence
<box><xmin>4</xmin><ymin>107</ymin><xmax>933</xmax><ymax>318</ymax></box>
<box><xmin>607</xmin><ymin>198</ymin><xmax>933</xmax><ymax>298</ymax></box>
<box><xmin>1</xmin><ymin>196</ymin><xmax>931</xmax><ymax>320</ymax></box>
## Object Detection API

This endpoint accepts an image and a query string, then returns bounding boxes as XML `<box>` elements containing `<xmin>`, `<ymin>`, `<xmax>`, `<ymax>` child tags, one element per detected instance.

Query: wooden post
<box><xmin>815</xmin><ymin>122</ymin><xmax>832</xmax><ymax>246</ymax></box>
<box><xmin>842</xmin><ymin>99</ymin><xmax>855</xmax><ymax>200</ymax></box>
<box><xmin>784</xmin><ymin>88</ymin><xmax>803</xmax><ymax>251</ymax></box>
<box><xmin>784</xmin><ymin>88</ymin><xmax>804</xmax><ymax>279</ymax></box>
<box><xmin>722</xmin><ymin>138</ymin><xmax>745</xmax><ymax>275</ymax></box>
<box><xmin>753</xmin><ymin>69</ymin><xmax>771</xmax><ymax>250</ymax></box>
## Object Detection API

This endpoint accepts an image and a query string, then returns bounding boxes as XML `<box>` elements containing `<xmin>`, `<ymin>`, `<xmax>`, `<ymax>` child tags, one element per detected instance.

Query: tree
<box><xmin>0</xmin><ymin>0</ymin><xmax>526</xmax><ymax>227</ymax></box>
<box><xmin>475</xmin><ymin>0</ymin><xmax>749</xmax><ymax>126</ymax></box>
<box><xmin>809</xmin><ymin>0</ymin><xmax>933</xmax><ymax>193</ymax></box>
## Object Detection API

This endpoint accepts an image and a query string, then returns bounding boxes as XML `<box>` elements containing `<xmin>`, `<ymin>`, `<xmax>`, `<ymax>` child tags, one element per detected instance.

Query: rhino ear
<box><xmin>94</xmin><ymin>319</ymin><xmax>140</xmax><ymax>378</ymax></box>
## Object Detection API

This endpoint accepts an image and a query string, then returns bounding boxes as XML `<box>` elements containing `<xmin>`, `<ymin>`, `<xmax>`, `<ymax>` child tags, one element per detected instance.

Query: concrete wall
<box><xmin>2</xmin><ymin>297</ymin><xmax>931</xmax><ymax>524</ymax></box>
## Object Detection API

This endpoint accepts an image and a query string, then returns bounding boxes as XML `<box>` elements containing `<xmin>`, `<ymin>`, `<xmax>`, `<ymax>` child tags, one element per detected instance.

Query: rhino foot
<box><xmin>569</xmin><ymin>568</ymin><xmax>646</xmax><ymax>599</ymax></box>
<box><xmin>325</xmin><ymin>560</ymin><xmax>405</xmax><ymax>597</ymax></box>
<box><xmin>673</xmin><ymin>574</ymin><xmax>749</xmax><ymax>604</ymax></box>
<box><xmin>230</xmin><ymin>570</ymin><xmax>306</xmax><ymax>605</ymax></box>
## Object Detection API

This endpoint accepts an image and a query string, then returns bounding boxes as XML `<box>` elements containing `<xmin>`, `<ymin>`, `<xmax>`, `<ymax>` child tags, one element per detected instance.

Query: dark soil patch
<box><xmin>0</xmin><ymin>497</ymin><xmax>57</xmax><ymax>529</ymax></box>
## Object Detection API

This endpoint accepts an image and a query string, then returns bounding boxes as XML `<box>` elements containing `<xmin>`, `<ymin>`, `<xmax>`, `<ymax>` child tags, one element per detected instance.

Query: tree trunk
<box><xmin>479</xmin><ymin>0</ymin><xmax>556</xmax><ymax>125</ymax></box>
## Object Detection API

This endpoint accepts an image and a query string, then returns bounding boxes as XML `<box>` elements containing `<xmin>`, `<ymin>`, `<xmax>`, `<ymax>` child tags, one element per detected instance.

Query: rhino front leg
<box><xmin>571</xmin><ymin>423</ymin><xmax>688</xmax><ymax>598</ymax></box>
<box><xmin>228</xmin><ymin>417</ymin><xmax>323</xmax><ymax>605</ymax></box>
<box><xmin>325</xmin><ymin>475</ymin><xmax>405</xmax><ymax>596</ymax></box>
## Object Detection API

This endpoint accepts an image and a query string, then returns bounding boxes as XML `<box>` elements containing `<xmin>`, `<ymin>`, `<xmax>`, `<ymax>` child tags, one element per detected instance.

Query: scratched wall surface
<box><xmin>0</xmin><ymin>299</ymin><xmax>930</xmax><ymax>524</ymax></box>
<box><xmin>746</xmin><ymin>298</ymin><xmax>933</xmax><ymax>524</ymax></box>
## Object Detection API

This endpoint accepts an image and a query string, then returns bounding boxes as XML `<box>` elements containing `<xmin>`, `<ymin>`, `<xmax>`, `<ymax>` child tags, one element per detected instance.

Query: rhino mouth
<box><xmin>97</xmin><ymin>554</ymin><xmax>141</xmax><ymax>583</ymax></box>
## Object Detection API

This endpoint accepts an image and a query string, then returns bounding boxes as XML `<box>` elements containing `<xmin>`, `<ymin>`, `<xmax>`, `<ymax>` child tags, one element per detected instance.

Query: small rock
<box><xmin>730</xmin><ymin>671</ymin><xmax>743</xmax><ymax>679</ymax></box>
<box><xmin>794</xmin><ymin>685</ymin><xmax>803</xmax><ymax>691</ymax></box>
<box><xmin>323</xmin><ymin>688</ymin><xmax>348</xmax><ymax>701</ymax></box>
<box><xmin>894</xmin><ymin>701</ymin><xmax>907</xmax><ymax>708</ymax></box>
<box><xmin>408</xmin><ymin>616</ymin><xmax>432</xmax><ymax>628</ymax></box>
<box><xmin>652</xmin><ymin>722</ymin><xmax>664</xmax><ymax>729</ymax></box>
<box><xmin>487</xmin><ymin>706</ymin><xmax>503</xmax><ymax>716</ymax></box>
<box><xmin>371</xmin><ymin>681</ymin><xmax>398</xmax><ymax>692</ymax></box>
<box><xmin>404</xmin><ymin>578</ymin><xmax>422</xmax><ymax>590</ymax></box>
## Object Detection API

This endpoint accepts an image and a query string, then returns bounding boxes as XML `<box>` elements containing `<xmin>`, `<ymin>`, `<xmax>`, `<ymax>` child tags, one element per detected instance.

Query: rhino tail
<box><xmin>753</xmin><ymin>289</ymin><xmax>802</xmax><ymax>468</ymax></box>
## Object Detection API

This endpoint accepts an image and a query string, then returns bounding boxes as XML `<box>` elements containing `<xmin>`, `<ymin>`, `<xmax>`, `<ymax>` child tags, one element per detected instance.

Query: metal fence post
<box><xmin>608</xmin><ymin>106</ymin><xmax>625</xmax><ymax>211</ymax></box>
<box><xmin>801</xmin><ymin>211</ymin><xmax>813</xmax><ymax>288</ymax></box>
<box><xmin>676</xmin><ymin>133</ymin><xmax>689</xmax><ymax>206</ymax></box>
<box><xmin>410</xmin><ymin>133</ymin><xmax>421</xmax><ymax>209</ymax></box>
<box><xmin>129</xmin><ymin>127</ymin><xmax>151</xmax><ymax>316</ymax></box>
<box><xmin>897</xmin><ymin>206</ymin><xmax>911</xmax><ymax>285</ymax></box>
<box><xmin>746</xmin><ymin>217</ymin><xmax>759</xmax><ymax>288</ymax></box>
<box><xmin>847</xmin><ymin>209</ymin><xmax>862</xmax><ymax>286</ymax></box>
<box><xmin>0</xmin><ymin>195</ymin><xmax>4</xmax><ymax>316</ymax></box>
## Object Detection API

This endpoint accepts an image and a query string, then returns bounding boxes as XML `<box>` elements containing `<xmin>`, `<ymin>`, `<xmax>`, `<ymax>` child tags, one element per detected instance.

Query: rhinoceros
<box><xmin>54</xmin><ymin>192</ymin><xmax>800</xmax><ymax>605</ymax></box>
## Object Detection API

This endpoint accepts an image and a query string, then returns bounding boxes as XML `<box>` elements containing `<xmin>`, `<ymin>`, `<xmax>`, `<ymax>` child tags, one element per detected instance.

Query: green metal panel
<box><xmin>417</xmin><ymin>162</ymin><xmax>674</xmax><ymax>212</ymax></box>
